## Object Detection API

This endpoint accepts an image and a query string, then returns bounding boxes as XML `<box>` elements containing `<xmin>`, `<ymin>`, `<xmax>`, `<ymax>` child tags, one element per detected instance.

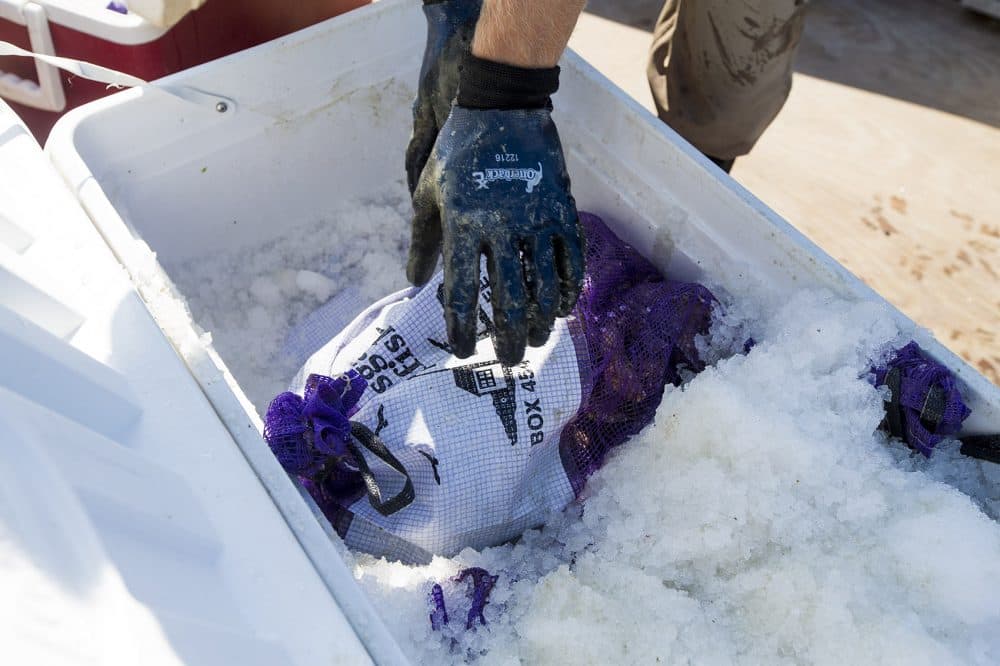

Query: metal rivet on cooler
<box><xmin>216</xmin><ymin>102</ymin><xmax>229</xmax><ymax>113</ymax></box>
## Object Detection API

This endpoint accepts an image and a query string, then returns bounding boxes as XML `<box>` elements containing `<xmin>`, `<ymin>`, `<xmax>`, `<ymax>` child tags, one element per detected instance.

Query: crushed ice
<box><xmin>161</xmin><ymin>198</ymin><xmax>1000</xmax><ymax>664</ymax></box>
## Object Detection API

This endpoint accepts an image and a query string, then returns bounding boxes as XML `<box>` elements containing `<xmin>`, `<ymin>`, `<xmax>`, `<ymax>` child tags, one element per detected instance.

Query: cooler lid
<box><xmin>115</xmin><ymin>0</ymin><xmax>209</xmax><ymax>31</ymax></box>
<box><xmin>0</xmin><ymin>99</ymin><xmax>78</xmax><ymax>245</ymax></box>
<box><xmin>0</xmin><ymin>0</ymin><xmax>210</xmax><ymax>47</ymax></box>
<box><xmin>11</xmin><ymin>0</ymin><xmax>198</xmax><ymax>45</ymax></box>
<box><xmin>0</xmin><ymin>99</ymin><xmax>377</xmax><ymax>665</ymax></box>
<box><xmin>0</xmin><ymin>0</ymin><xmax>172</xmax><ymax>44</ymax></box>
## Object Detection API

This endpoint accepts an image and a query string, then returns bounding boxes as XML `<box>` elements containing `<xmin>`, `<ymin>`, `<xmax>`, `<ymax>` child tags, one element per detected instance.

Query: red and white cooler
<box><xmin>0</xmin><ymin>0</ymin><xmax>370</xmax><ymax>141</ymax></box>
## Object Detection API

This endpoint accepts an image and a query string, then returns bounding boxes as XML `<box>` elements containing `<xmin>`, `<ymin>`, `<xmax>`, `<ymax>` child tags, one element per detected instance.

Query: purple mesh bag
<box><xmin>558</xmin><ymin>214</ymin><xmax>714</xmax><ymax>493</ymax></box>
<box><xmin>264</xmin><ymin>212</ymin><xmax>715</xmax><ymax>562</ymax></box>
<box><xmin>264</xmin><ymin>372</ymin><xmax>366</xmax><ymax>476</ymax></box>
<box><xmin>873</xmin><ymin>341</ymin><xmax>970</xmax><ymax>456</ymax></box>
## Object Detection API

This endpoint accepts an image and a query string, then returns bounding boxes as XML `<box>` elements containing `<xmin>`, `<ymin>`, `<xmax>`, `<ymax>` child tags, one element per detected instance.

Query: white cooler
<box><xmin>2</xmin><ymin>0</ymin><xmax>998</xmax><ymax>662</ymax></box>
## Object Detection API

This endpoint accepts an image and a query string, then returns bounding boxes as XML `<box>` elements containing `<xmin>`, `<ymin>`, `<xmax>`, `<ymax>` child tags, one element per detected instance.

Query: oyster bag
<box><xmin>265</xmin><ymin>213</ymin><xmax>715</xmax><ymax>563</ymax></box>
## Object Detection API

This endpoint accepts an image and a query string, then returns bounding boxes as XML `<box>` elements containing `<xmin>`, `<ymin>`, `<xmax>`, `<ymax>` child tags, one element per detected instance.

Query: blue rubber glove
<box><xmin>409</xmin><ymin>99</ymin><xmax>585</xmax><ymax>366</ymax></box>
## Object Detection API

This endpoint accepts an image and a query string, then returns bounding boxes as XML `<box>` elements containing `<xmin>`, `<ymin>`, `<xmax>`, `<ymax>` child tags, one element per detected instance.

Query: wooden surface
<box><xmin>571</xmin><ymin>0</ymin><xmax>1000</xmax><ymax>384</ymax></box>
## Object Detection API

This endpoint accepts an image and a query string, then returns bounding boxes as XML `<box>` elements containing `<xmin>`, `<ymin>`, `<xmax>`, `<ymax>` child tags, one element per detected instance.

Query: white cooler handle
<box><xmin>0</xmin><ymin>35</ymin><xmax>237</xmax><ymax>115</ymax></box>
<box><xmin>0</xmin><ymin>1</ymin><xmax>65</xmax><ymax>112</ymax></box>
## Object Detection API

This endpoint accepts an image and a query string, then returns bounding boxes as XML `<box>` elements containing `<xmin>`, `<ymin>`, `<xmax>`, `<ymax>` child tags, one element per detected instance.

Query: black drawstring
<box><xmin>882</xmin><ymin>366</ymin><xmax>999</xmax><ymax>465</ymax></box>
<box><xmin>347</xmin><ymin>421</ymin><xmax>416</xmax><ymax>516</ymax></box>
<box><xmin>882</xmin><ymin>367</ymin><xmax>905</xmax><ymax>439</ymax></box>
<box><xmin>960</xmin><ymin>435</ymin><xmax>1000</xmax><ymax>465</ymax></box>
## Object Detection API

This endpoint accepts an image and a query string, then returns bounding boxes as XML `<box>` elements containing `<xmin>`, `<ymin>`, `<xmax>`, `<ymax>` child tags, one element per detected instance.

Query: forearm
<box><xmin>471</xmin><ymin>0</ymin><xmax>586</xmax><ymax>69</ymax></box>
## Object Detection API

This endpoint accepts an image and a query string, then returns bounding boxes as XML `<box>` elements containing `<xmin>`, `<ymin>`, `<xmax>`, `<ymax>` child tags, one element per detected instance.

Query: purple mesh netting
<box><xmin>264</xmin><ymin>371</ymin><xmax>366</xmax><ymax>476</ymax></box>
<box><xmin>428</xmin><ymin>567</ymin><xmax>499</xmax><ymax>632</ymax></box>
<box><xmin>873</xmin><ymin>341</ymin><xmax>970</xmax><ymax>456</ymax></box>
<box><xmin>429</xmin><ymin>583</ymin><xmax>449</xmax><ymax>631</ymax></box>
<box><xmin>559</xmin><ymin>213</ymin><xmax>716</xmax><ymax>494</ymax></box>
<box><xmin>264</xmin><ymin>392</ymin><xmax>314</xmax><ymax>473</ymax></box>
<box><xmin>455</xmin><ymin>567</ymin><xmax>499</xmax><ymax>630</ymax></box>
<box><xmin>266</xmin><ymin>372</ymin><xmax>370</xmax><ymax>537</ymax></box>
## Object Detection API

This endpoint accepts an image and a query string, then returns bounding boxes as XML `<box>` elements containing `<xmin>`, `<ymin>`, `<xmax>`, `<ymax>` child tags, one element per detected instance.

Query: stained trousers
<box><xmin>647</xmin><ymin>0</ymin><xmax>809</xmax><ymax>160</ymax></box>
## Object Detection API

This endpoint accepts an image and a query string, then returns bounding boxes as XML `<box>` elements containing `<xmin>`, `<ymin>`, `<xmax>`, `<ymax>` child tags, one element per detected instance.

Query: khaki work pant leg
<box><xmin>647</xmin><ymin>0</ymin><xmax>809</xmax><ymax>160</ymax></box>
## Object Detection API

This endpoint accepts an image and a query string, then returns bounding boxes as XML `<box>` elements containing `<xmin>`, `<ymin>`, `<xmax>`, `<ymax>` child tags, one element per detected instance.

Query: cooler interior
<box><xmin>44</xmin><ymin>2</ymin><xmax>1000</xmax><ymax>661</ymax></box>
<box><xmin>49</xmin><ymin>0</ymin><xmax>1000</xmax><ymax>502</ymax></box>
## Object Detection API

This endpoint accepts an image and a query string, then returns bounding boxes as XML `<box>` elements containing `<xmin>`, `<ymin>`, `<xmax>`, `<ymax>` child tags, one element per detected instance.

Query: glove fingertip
<box><xmin>497</xmin><ymin>339</ymin><xmax>527</xmax><ymax>367</ymax></box>
<box><xmin>406</xmin><ymin>170</ymin><xmax>420</xmax><ymax>198</ymax></box>
<box><xmin>406</xmin><ymin>253</ymin><xmax>438</xmax><ymax>287</ymax></box>
<box><xmin>527</xmin><ymin>322</ymin><xmax>552</xmax><ymax>348</ymax></box>
<box><xmin>453</xmin><ymin>341</ymin><xmax>477</xmax><ymax>360</ymax></box>
<box><xmin>447</xmin><ymin>316</ymin><xmax>478</xmax><ymax>359</ymax></box>
<box><xmin>494</xmin><ymin>312</ymin><xmax>529</xmax><ymax>367</ymax></box>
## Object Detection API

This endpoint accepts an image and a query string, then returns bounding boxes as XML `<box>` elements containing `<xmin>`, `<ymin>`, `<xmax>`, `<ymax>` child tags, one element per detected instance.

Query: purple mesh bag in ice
<box><xmin>873</xmin><ymin>341</ymin><xmax>970</xmax><ymax>456</ymax></box>
<box><xmin>558</xmin><ymin>214</ymin><xmax>714</xmax><ymax>494</ymax></box>
<box><xmin>264</xmin><ymin>213</ymin><xmax>715</xmax><ymax>563</ymax></box>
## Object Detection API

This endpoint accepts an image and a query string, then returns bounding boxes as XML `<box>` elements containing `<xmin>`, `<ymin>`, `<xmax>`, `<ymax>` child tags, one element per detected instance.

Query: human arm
<box><xmin>471</xmin><ymin>0</ymin><xmax>586</xmax><ymax>68</ymax></box>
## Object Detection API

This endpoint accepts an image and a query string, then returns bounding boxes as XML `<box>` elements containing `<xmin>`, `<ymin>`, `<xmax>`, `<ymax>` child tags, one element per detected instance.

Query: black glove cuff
<box><xmin>457</xmin><ymin>55</ymin><xmax>560</xmax><ymax>110</ymax></box>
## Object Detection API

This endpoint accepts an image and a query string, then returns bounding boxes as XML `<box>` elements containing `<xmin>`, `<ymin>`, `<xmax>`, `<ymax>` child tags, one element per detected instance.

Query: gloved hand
<box><xmin>409</xmin><ymin>57</ymin><xmax>585</xmax><ymax>367</ymax></box>
<box><xmin>405</xmin><ymin>0</ymin><xmax>482</xmax><ymax>195</ymax></box>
